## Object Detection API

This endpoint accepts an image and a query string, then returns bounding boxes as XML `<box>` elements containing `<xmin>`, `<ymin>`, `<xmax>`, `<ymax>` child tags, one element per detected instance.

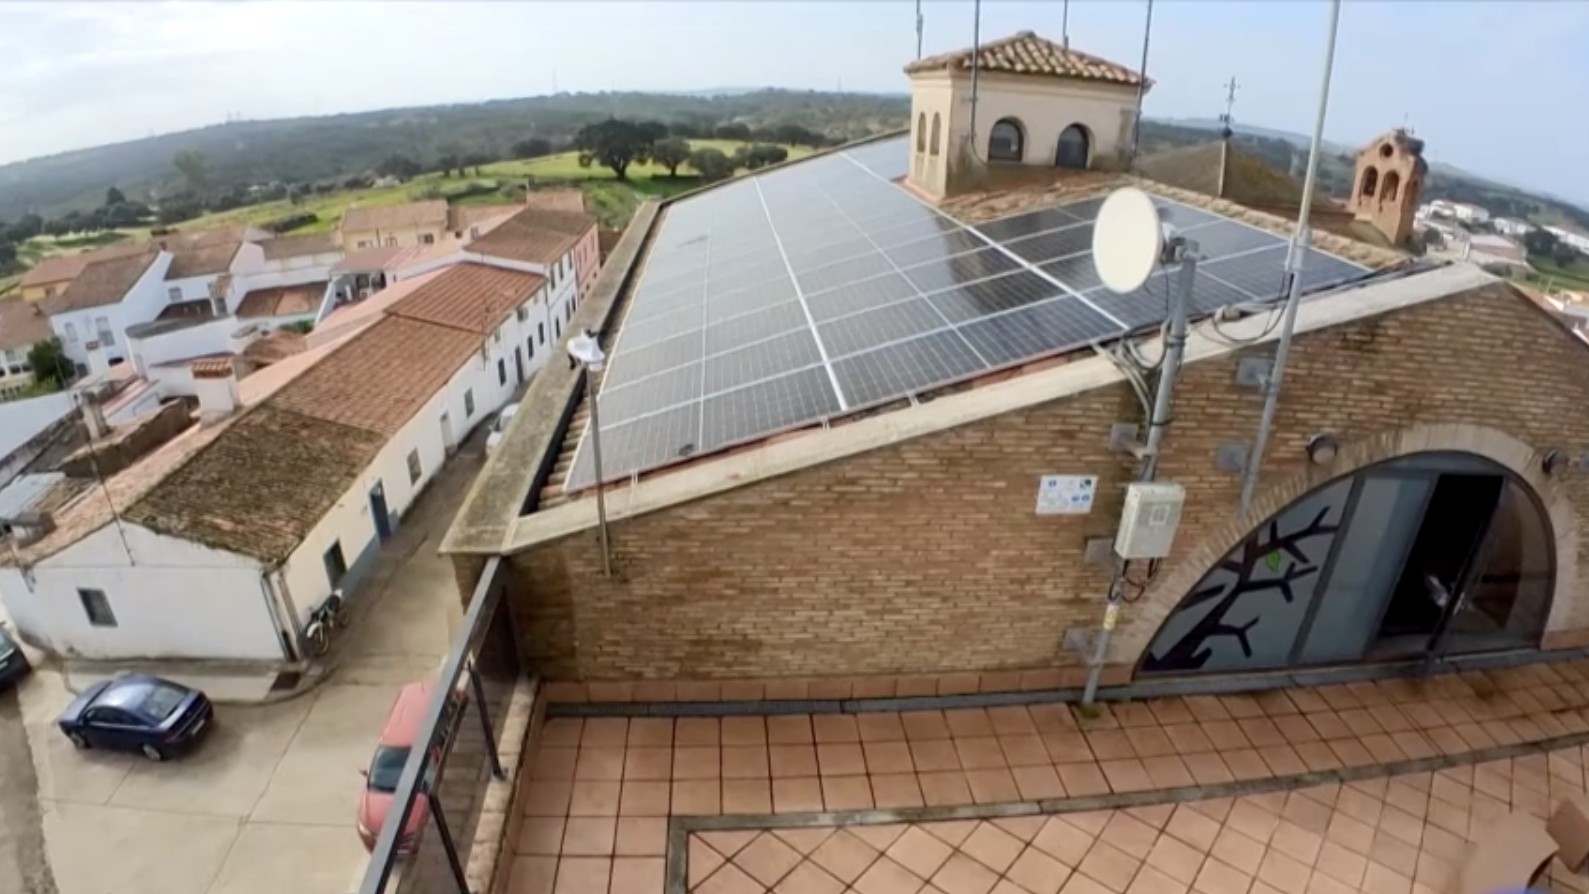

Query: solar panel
<box><xmin>565</xmin><ymin>140</ymin><xmax>1378</xmax><ymax>490</ymax></box>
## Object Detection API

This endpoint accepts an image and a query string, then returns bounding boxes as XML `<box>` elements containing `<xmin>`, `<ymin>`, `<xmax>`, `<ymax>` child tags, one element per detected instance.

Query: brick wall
<box><xmin>501</xmin><ymin>283</ymin><xmax>1589</xmax><ymax>682</ymax></box>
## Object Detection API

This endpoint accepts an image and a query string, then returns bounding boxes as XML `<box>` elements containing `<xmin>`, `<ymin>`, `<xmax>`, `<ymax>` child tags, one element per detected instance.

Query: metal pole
<box><xmin>969</xmin><ymin>0</ymin><xmax>982</xmax><ymax>146</ymax></box>
<box><xmin>467</xmin><ymin>662</ymin><xmax>504</xmax><ymax>780</ymax></box>
<box><xmin>587</xmin><ymin>370</ymin><xmax>613</xmax><ymax>576</ymax></box>
<box><xmin>1062</xmin><ymin>0</ymin><xmax>1070</xmax><ymax>48</ymax></box>
<box><xmin>1237</xmin><ymin>0</ymin><xmax>1342</xmax><ymax>519</ymax></box>
<box><xmin>915</xmin><ymin>0</ymin><xmax>923</xmax><ymax>59</ymax></box>
<box><xmin>1082</xmin><ymin>247</ymin><xmax>1197</xmax><ymax>705</ymax></box>
<box><xmin>427</xmin><ymin>790</ymin><xmax>473</xmax><ymax>894</ymax></box>
<box><xmin>1129</xmin><ymin>0</ymin><xmax>1154</xmax><ymax>168</ymax></box>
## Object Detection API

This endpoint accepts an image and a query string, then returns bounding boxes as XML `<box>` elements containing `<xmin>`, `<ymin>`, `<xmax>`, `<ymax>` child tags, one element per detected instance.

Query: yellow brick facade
<box><xmin>499</xmin><ymin>283</ymin><xmax>1589</xmax><ymax>684</ymax></box>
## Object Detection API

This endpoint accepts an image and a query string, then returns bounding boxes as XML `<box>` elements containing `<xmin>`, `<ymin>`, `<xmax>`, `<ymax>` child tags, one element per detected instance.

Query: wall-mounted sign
<box><xmin>1036</xmin><ymin>474</ymin><xmax>1096</xmax><ymax>515</ymax></box>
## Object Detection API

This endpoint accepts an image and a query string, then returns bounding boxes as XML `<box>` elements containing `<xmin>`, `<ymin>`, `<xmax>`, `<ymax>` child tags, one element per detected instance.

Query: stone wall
<box><xmin>501</xmin><ymin>283</ymin><xmax>1589</xmax><ymax>684</ymax></box>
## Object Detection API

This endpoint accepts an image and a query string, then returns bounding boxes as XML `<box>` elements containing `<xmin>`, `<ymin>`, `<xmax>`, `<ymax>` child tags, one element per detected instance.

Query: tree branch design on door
<box><xmin>1143</xmin><ymin>506</ymin><xmax>1340</xmax><ymax>673</ymax></box>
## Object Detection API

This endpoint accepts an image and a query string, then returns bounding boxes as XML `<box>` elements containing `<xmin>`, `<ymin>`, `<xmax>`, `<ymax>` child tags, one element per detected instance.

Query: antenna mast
<box><xmin>1220</xmin><ymin>77</ymin><xmax>1239</xmax><ymax>138</ymax></box>
<box><xmin>1128</xmin><ymin>0</ymin><xmax>1155</xmax><ymax>169</ymax></box>
<box><xmin>1062</xmin><ymin>0</ymin><xmax>1070</xmax><ymax>49</ymax></box>
<box><xmin>915</xmin><ymin>0</ymin><xmax>924</xmax><ymax>59</ymax></box>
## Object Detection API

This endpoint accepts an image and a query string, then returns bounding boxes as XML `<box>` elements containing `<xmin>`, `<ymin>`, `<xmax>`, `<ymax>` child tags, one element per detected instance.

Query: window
<box><xmin>497</xmin><ymin>358</ymin><xmax>506</xmax><ymax>385</ymax></box>
<box><xmin>988</xmin><ymin>118</ymin><xmax>1025</xmax><ymax>162</ymax></box>
<box><xmin>420</xmin><ymin>233</ymin><xmax>435</xmax><ymax>245</ymax></box>
<box><xmin>464</xmin><ymin>389</ymin><xmax>475</xmax><ymax>417</ymax></box>
<box><xmin>538</xmin><ymin>323</ymin><xmax>545</xmax><ymax>344</ymax></box>
<box><xmin>916</xmin><ymin>113</ymin><xmax>926</xmax><ymax>152</ymax></box>
<box><xmin>167</xmin><ymin>287</ymin><xmax>182</xmax><ymax>302</ymax></box>
<box><xmin>527</xmin><ymin>336</ymin><xmax>535</xmax><ymax>360</ymax></box>
<box><xmin>1056</xmin><ymin>124</ymin><xmax>1090</xmax><ymax>170</ymax></box>
<box><xmin>43</xmin><ymin>285</ymin><xmax>56</xmax><ymax>298</ymax></box>
<box><xmin>94</xmin><ymin>316</ymin><xmax>115</xmax><ymax>347</ymax></box>
<box><xmin>493</xmin><ymin>326</ymin><xmax>502</xmax><ymax>344</ymax></box>
<box><xmin>64</xmin><ymin>322</ymin><xmax>78</xmax><ymax>343</ymax></box>
<box><xmin>406</xmin><ymin>449</ymin><xmax>422</xmax><ymax>484</ymax></box>
<box><xmin>470</xmin><ymin>226</ymin><xmax>480</xmax><ymax>239</ymax></box>
<box><xmin>555</xmin><ymin>319</ymin><xmax>561</xmax><ymax>340</ymax></box>
<box><xmin>516</xmin><ymin>306</ymin><xmax>529</xmax><ymax>323</ymax></box>
<box><xmin>1360</xmin><ymin>167</ymin><xmax>1379</xmax><ymax>198</ymax></box>
<box><xmin>78</xmin><ymin>588</ymin><xmax>115</xmax><ymax>627</ymax></box>
<box><xmin>323</xmin><ymin>542</ymin><xmax>347</xmax><ymax>588</ymax></box>
<box><xmin>1382</xmin><ymin>171</ymin><xmax>1402</xmax><ymax>202</ymax></box>
<box><xmin>929</xmin><ymin>113</ymin><xmax>941</xmax><ymax>157</ymax></box>
<box><xmin>384</xmin><ymin>237</ymin><xmax>398</xmax><ymax>247</ymax></box>
<box><xmin>356</xmin><ymin>240</ymin><xmax>371</xmax><ymax>249</ymax></box>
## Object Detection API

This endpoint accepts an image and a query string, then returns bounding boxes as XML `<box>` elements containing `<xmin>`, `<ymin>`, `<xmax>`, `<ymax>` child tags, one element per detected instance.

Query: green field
<box><xmin>1521</xmin><ymin>254</ymin><xmax>1589</xmax><ymax>291</ymax></box>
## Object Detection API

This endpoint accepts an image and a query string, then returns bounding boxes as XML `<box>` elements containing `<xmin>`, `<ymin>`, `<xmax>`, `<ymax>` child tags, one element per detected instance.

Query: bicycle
<box><xmin>303</xmin><ymin>588</ymin><xmax>352</xmax><ymax>657</ymax></box>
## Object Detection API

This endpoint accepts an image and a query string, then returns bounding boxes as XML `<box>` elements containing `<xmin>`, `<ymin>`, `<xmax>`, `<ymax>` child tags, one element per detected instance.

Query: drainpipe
<box><xmin>259</xmin><ymin>572</ymin><xmax>297</xmax><ymax>662</ymax></box>
<box><xmin>272</xmin><ymin>568</ymin><xmax>304</xmax><ymax>661</ymax></box>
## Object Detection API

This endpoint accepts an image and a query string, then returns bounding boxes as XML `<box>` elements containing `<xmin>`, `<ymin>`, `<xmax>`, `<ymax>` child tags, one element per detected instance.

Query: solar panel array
<box><xmin>566</xmin><ymin>137</ymin><xmax>1372</xmax><ymax>490</ymax></box>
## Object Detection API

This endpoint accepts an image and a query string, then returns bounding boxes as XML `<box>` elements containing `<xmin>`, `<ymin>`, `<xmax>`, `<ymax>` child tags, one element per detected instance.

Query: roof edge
<box><xmin>497</xmin><ymin>264</ymin><xmax>1499</xmax><ymax>555</ymax></box>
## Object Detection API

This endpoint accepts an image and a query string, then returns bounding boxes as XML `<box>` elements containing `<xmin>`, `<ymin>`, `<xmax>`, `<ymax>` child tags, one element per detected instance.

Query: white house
<box><xmin>40</xmin><ymin>249</ymin><xmax>172</xmax><ymax>370</ymax></box>
<box><xmin>1450</xmin><ymin>202</ymin><xmax>1491</xmax><ymax>224</ymax></box>
<box><xmin>0</xmin><ymin>261</ymin><xmax>570</xmax><ymax>666</ymax></box>
<box><xmin>1493</xmin><ymin>217</ymin><xmax>1535</xmax><ymax>237</ymax></box>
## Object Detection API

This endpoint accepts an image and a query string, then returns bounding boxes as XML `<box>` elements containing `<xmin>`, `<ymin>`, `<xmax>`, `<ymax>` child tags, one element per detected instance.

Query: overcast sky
<box><xmin>2</xmin><ymin>0</ymin><xmax>1585</xmax><ymax>206</ymax></box>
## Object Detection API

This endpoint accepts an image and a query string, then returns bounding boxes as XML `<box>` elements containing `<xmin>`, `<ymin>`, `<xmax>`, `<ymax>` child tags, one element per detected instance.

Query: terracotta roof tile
<box><xmin>241</xmin><ymin>330</ymin><xmax>307</xmax><ymax>365</ymax></box>
<box><xmin>447</xmin><ymin>204</ymin><xmax>520</xmax><ymax>235</ymax></box>
<box><xmin>123</xmin><ymin>405</ymin><xmax>384</xmax><ymax>563</ymax></box>
<box><xmin>904</xmin><ymin>30</ymin><xmax>1146</xmax><ymax>86</ymax></box>
<box><xmin>521</xmin><ymin>189</ymin><xmax>588</xmax><ymax>214</ymax></box>
<box><xmin>342</xmin><ymin>200</ymin><xmax>448</xmax><ymax>234</ymax></box>
<box><xmin>41</xmin><ymin>250</ymin><xmax>160</xmax><ymax>314</ymax></box>
<box><xmin>0</xmin><ymin>297</ymin><xmax>53</xmax><ymax>352</ymax></box>
<box><xmin>387</xmin><ymin>262</ymin><xmax>544</xmax><ymax>335</ymax></box>
<box><xmin>260</xmin><ymin>232</ymin><xmax>341</xmax><ymax>261</ymax></box>
<box><xmin>236</xmin><ymin>281</ymin><xmax>328</xmax><ymax>318</ymax></box>
<box><xmin>18</xmin><ymin>240</ymin><xmax>149</xmax><ymax>288</ymax></box>
<box><xmin>270</xmin><ymin>314</ymin><xmax>479</xmax><ymax>436</ymax></box>
<box><xmin>465</xmin><ymin>206</ymin><xmax>595</xmax><ymax>265</ymax></box>
<box><xmin>165</xmin><ymin>242</ymin><xmax>241</xmax><ymax>279</ymax></box>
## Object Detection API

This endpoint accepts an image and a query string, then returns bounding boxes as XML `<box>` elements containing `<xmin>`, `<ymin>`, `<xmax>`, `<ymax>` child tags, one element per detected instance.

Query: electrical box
<box><xmin>1114</xmin><ymin>482</ymin><xmax>1186</xmax><ymax>559</ymax></box>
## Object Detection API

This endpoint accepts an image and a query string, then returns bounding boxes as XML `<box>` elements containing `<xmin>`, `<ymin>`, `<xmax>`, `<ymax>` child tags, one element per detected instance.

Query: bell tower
<box><xmin>1347</xmin><ymin>129</ymin><xmax>1426</xmax><ymax>246</ymax></box>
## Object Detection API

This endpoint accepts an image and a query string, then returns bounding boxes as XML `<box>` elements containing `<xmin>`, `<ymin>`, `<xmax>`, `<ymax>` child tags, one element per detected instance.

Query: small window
<box><xmin>538</xmin><ymin>323</ymin><xmax>545</xmax><ymax>344</ymax></box>
<box><xmin>420</xmin><ymin>233</ymin><xmax>435</xmax><ymax>245</ymax></box>
<box><xmin>464</xmin><ymin>389</ymin><xmax>475</xmax><ymax>417</ymax></box>
<box><xmin>384</xmin><ymin>237</ymin><xmax>398</xmax><ymax>247</ymax></box>
<box><xmin>929</xmin><ymin>113</ymin><xmax>942</xmax><ymax>157</ymax></box>
<box><xmin>555</xmin><ymin>319</ymin><xmax>561</xmax><ymax>340</ymax></box>
<box><xmin>515</xmin><ymin>306</ymin><xmax>529</xmax><ymax>323</ymax></box>
<box><xmin>916</xmin><ymin>113</ymin><xmax>927</xmax><ymax>152</ymax></box>
<box><xmin>527</xmin><ymin>336</ymin><xmax>535</xmax><ymax>359</ymax></box>
<box><xmin>989</xmin><ymin>118</ymin><xmax>1025</xmax><ymax>162</ymax></box>
<box><xmin>497</xmin><ymin>358</ymin><xmax>506</xmax><ymax>385</ymax></box>
<box><xmin>64</xmin><ymin>322</ymin><xmax>78</xmax><ymax>342</ymax></box>
<box><xmin>356</xmin><ymin>240</ymin><xmax>371</xmax><ymax>249</ymax></box>
<box><xmin>94</xmin><ymin>316</ymin><xmax>115</xmax><ymax>346</ymax></box>
<box><xmin>79</xmin><ymin>588</ymin><xmax>116</xmax><ymax>627</ymax></box>
<box><xmin>168</xmin><ymin>287</ymin><xmax>181</xmax><ymax>302</ymax></box>
<box><xmin>406</xmin><ymin>449</ymin><xmax>422</xmax><ymax>484</ymax></box>
<box><xmin>323</xmin><ymin>542</ymin><xmax>347</xmax><ymax>588</ymax></box>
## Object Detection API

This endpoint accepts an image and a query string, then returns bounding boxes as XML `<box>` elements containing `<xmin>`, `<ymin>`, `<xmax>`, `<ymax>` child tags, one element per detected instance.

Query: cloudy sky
<box><xmin>2</xmin><ymin>0</ymin><xmax>1585</xmax><ymax>205</ymax></box>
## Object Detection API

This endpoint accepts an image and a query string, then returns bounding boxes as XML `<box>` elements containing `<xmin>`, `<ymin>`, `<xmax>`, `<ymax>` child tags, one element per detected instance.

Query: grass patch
<box><xmin>1523</xmin><ymin>254</ymin><xmax>1589</xmax><ymax>290</ymax></box>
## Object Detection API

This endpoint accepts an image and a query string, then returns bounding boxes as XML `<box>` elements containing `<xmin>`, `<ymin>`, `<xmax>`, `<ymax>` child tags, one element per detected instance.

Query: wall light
<box><xmin>1306</xmin><ymin>434</ymin><xmax>1339</xmax><ymax>465</ymax></box>
<box><xmin>1542</xmin><ymin>449</ymin><xmax>1568</xmax><ymax>476</ymax></box>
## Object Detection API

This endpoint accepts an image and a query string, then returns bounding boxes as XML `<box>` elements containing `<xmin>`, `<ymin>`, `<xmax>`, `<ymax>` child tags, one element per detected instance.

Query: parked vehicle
<box><xmin>485</xmin><ymin>405</ymin><xmax>519</xmax><ymax>454</ymax></box>
<box><xmin>0</xmin><ymin>624</ymin><xmax>31</xmax><ymax>688</ymax></box>
<box><xmin>58</xmin><ymin>675</ymin><xmax>213</xmax><ymax>761</ymax></box>
<box><xmin>356</xmin><ymin>680</ymin><xmax>464</xmax><ymax>853</ymax></box>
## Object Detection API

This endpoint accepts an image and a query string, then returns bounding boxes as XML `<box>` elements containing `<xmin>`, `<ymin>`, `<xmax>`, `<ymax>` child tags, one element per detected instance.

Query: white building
<box><xmin>0</xmin><ymin>261</ymin><xmax>573</xmax><ymax>664</ymax></box>
<box><xmin>1493</xmin><ymin>217</ymin><xmax>1535</xmax><ymax>237</ymax></box>
<box><xmin>1545</xmin><ymin>226</ymin><xmax>1589</xmax><ymax>255</ymax></box>
<box><xmin>1450</xmin><ymin>202</ymin><xmax>1491</xmax><ymax>224</ymax></box>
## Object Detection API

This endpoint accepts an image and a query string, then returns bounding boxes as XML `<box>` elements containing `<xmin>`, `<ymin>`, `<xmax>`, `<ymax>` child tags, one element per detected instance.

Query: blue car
<box><xmin>58</xmin><ymin>675</ymin><xmax>213</xmax><ymax>761</ymax></box>
<box><xmin>0</xmin><ymin>625</ymin><xmax>30</xmax><ymax>688</ymax></box>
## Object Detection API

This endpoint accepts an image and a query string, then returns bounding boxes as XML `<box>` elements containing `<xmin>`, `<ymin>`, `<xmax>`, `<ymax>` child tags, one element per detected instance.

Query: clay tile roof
<box><xmin>123</xmin><ymin>405</ymin><xmax>385</xmax><ymax>563</ymax></box>
<box><xmin>260</xmin><ymin>232</ymin><xmax>341</xmax><ymax>261</ymax></box>
<box><xmin>41</xmin><ymin>250</ymin><xmax>160</xmax><ymax>314</ymax></box>
<box><xmin>447</xmin><ymin>204</ymin><xmax>520</xmax><ymax>235</ymax></box>
<box><xmin>521</xmin><ymin>189</ymin><xmax>588</xmax><ymax>214</ymax></box>
<box><xmin>386</xmin><ymin>263</ymin><xmax>545</xmax><ymax>335</ymax></box>
<box><xmin>465</xmin><ymin>206</ymin><xmax>595</xmax><ymax>265</ymax></box>
<box><xmin>0</xmin><ymin>297</ymin><xmax>52</xmax><ymax>352</ymax></box>
<box><xmin>242</xmin><ymin>330</ymin><xmax>307</xmax><ymax>365</ymax></box>
<box><xmin>165</xmin><ymin>242</ymin><xmax>241</xmax><ymax>280</ymax></box>
<box><xmin>269</xmin><ymin>315</ymin><xmax>479</xmax><ymax>436</ymax></box>
<box><xmin>236</xmin><ymin>281</ymin><xmax>328</xmax><ymax>319</ymax></box>
<box><xmin>189</xmin><ymin>357</ymin><xmax>236</xmax><ymax>378</ymax></box>
<box><xmin>342</xmin><ymin>200</ymin><xmax>449</xmax><ymax>234</ymax></box>
<box><xmin>904</xmin><ymin>30</ymin><xmax>1146</xmax><ymax>86</ymax></box>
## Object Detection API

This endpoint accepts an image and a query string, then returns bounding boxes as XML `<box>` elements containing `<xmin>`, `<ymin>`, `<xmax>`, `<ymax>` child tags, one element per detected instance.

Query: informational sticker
<box><xmin>1035</xmin><ymin>474</ymin><xmax>1097</xmax><ymax>515</ymax></box>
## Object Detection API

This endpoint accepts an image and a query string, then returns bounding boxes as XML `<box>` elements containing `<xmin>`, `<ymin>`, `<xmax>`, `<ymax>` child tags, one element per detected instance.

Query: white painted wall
<box><xmin>946</xmin><ymin>73</ymin><xmax>1137</xmax><ymax>171</ymax></box>
<box><xmin>128</xmin><ymin>317</ymin><xmax>237</xmax><ymax>373</ymax></box>
<box><xmin>0</xmin><ymin>523</ymin><xmax>284</xmax><ymax>661</ymax></box>
<box><xmin>52</xmin><ymin>253</ymin><xmax>175</xmax><ymax>366</ymax></box>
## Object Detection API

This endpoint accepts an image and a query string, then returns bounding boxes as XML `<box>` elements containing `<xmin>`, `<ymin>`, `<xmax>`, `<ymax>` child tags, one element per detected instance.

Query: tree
<box><xmin>171</xmin><ymin>150</ymin><xmax>211</xmax><ymax>195</ymax></box>
<box><xmin>733</xmin><ymin>144</ymin><xmax>788</xmax><ymax>171</ymax></box>
<box><xmin>1555</xmin><ymin>244</ymin><xmax>1580</xmax><ymax>268</ymax></box>
<box><xmin>0</xmin><ymin>239</ymin><xmax>16</xmax><ymax>270</ymax></box>
<box><xmin>1421</xmin><ymin>227</ymin><xmax>1445</xmax><ymax>250</ymax></box>
<box><xmin>27</xmin><ymin>339</ymin><xmax>71</xmax><ymax>389</ymax></box>
<box><xmin>375</xmin><ymin>154</ymin><xmax>423</xmax><ymax>181</ymax></box>
<box><xmin>771</xmin><ymin>123</ymin><xmax>810</xmax><ymax>147</ymax></box>
<box><xmin>436</xmin><ymin>153</ymin><xmax>460</xmax><ymax>177</ymax></box>
<box><xmin>574</xmin><ymin>119</ymin><xmax>658</xmax><ymax>181</ymax></box>
<box><xmin>1524</xmin><ymin>228</ymin><xmax>1560</xmax><ymax>259</ymax></box>
<box><xmin>6</xmin><ymin>214</ymin><xmax>42</xmax><ymax>243</ymax></box>
<box><xmin>713</xmin><ymin>122</ymin><xmax>752</xmax><ymax>141</ymax></box>
<box><xmin>688</xmin><ymin>148</ymin><xmax>734</xmax><ymax>183</ymax></box>
<box><xmin>460</xmin><ymin>152</ymin><xmax>491</xmax><ymax>176</ymax></box>
<box><xmin>513</xmin><ymin>138</ymin><xmax>554</xmax><ymax>159</ymax></box>
<box><xmin>651</xmin><ymin>137</ymin><xmax>692</xmax><ymax>178</ymax></box>
<box><xmin>105</xmin><ymin>186</ymin><xmax>126</xmax><ymax>206</ymax></box>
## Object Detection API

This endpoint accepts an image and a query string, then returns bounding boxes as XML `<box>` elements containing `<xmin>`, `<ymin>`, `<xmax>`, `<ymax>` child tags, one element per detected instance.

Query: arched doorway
<box><xmin>988</xmin><ymin>118</ymin><xmax>1025</xmax><ymax>161</ymax></box>
<box><xmin>1140</xmin><ymin>452</ymin><xmax>1554</xmax><ymax>675</ymax></box>
<box><xmin>1056</xmin><ymin>124</ymin><xmax>1090</xmax><ymax>169</ymax></box>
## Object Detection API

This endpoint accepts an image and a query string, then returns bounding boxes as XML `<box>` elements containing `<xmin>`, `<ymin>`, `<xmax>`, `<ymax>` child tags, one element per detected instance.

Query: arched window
<box><xmin>1056</xmin><ymin>124</ymin><xmax>1090</xmax><ymax>170</ymax></box>
<box><xmin>929</xmin><ymin>113</ymin><xmax>942</xmax><ymax>157</ymax></box>
<box><xmin>988</xmin><ymin>118</ymin><xmax>1024</xmax><ymax>162</ymax></box>
<box><xmin>915</xmin><ymin>113</ymin><xmax>926</xmax><ymax>153</ymax></box>
<box><xmin>1140</xmin><ymin>452</ymin><xmax>1554</xmax><ymax>676</ymax></box>
<box><xmin>1360</xmin><ymin>167</ymin><xmax>1379</xmax><ymax>198</ymax></box>
<box><xmin>1382</xmin><ymin>170</ymin><xmax>1401</xmax><ymax>203</ymax></box>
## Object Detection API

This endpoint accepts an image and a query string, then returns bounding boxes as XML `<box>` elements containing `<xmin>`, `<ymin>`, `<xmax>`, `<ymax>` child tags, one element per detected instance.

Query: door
<box><xmin>515</xmin><ymin>347</ymin><xmax>526</xmax><ymax>384</ymax></box>
<box><xmin>440</xmin><ymin>412</ymin><xmax>456</xmax><ymax>454</ymax></box>
<box><xmin>369</xmin><ymin>481</ymin><xmax>392</xmax><ymax>541</ymax></box>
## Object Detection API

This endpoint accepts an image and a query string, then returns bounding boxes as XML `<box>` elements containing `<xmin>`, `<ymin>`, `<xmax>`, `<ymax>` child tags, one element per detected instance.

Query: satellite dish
<box><xmin>1093</xmin><ymin>188</ymin><xmax>1164</xmax><ymax>294</ymax></box>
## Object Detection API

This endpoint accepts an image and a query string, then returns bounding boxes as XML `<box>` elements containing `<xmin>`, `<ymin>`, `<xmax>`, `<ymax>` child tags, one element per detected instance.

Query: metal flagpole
<box><xmin>1238</xmin><ymin>0</ymin><xmax>1342</xmax><ymax>518</ymax></box>
<box><xmin>1129</xmin><ymin>0</ymin><xmax>1154</xmax><ymax>168</ymax></box>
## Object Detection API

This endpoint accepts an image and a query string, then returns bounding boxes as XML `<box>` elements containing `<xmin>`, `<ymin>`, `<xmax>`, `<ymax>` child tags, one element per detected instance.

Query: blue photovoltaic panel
<box><xmin>566</xmin><ymin>140</ymin><xmax>1376</xmax><ymax>491</ymax></box>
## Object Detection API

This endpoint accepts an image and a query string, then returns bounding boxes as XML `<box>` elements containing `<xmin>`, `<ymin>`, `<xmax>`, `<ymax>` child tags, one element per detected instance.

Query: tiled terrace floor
<box><xmin>506</xmin><ymin>660</ymin><xmax>1589</xmax><ymax>894</ymax></box>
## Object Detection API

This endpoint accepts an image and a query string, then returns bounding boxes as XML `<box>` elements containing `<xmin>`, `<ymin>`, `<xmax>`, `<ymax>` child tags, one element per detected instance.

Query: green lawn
<box><xmin>1522</xmin><ymin>254</ymin><xmax>1589</xmax><ymax>291</ymax></box>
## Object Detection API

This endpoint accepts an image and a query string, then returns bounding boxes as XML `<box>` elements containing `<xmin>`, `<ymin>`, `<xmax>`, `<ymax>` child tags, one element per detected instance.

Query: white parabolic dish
<box><xmin>1093</xmin><ymin>188</ymin><xmax>1163</xmax><ymax>294</ymax></box>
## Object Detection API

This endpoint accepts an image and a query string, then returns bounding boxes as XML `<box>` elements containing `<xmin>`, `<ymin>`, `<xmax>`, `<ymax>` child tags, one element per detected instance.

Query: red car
<box><xmin>356</xmin><ymin>681</ymin><xmax>462</xmax><ymax>853</ymax></box>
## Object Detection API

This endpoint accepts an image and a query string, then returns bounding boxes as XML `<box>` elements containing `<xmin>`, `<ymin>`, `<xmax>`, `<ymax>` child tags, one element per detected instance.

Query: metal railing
<box><xmin>357</xmin><ymin>556</ymin><xmax>517</xmax><ymax>894</ymax></box>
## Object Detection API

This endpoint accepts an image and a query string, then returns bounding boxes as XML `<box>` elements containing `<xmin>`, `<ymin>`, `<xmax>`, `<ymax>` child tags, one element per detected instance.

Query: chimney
<box><xmin>192</xmin><ymin>357</ymin><xmax>239</xmax><ymax>425</ymax></box>
<box><xmin>79</xmin><ymin>390</ymin><xmax>109</xmax><ymax>441</ymax></box>
<box><xmin>228</xmin><ymin>323</ymin><xmax>263</xmax><ymax>356</ymax></box>
<box><xmin>85</xmin><ymin>340</ymin><xmax>110</xmax><ymax>377</ymax></box>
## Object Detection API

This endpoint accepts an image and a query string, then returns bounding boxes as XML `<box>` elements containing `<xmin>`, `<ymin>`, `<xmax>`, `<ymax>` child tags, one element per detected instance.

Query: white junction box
<box><xmin>1114</xmin><ymin>481</ymin><xmax>1186</xmax><ymax>559</ymax></box>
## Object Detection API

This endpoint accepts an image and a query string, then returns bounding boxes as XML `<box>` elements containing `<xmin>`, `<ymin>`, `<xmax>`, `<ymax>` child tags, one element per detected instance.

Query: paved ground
<box><xmin>505</xmin><ymin>661</ymin><xmax>1589</xmax><ymax>894</ymax></box>
<box><xmin>0</xmin><ymin>440</ymin><xmax>485</xmax><ymax>894</ymax></box>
